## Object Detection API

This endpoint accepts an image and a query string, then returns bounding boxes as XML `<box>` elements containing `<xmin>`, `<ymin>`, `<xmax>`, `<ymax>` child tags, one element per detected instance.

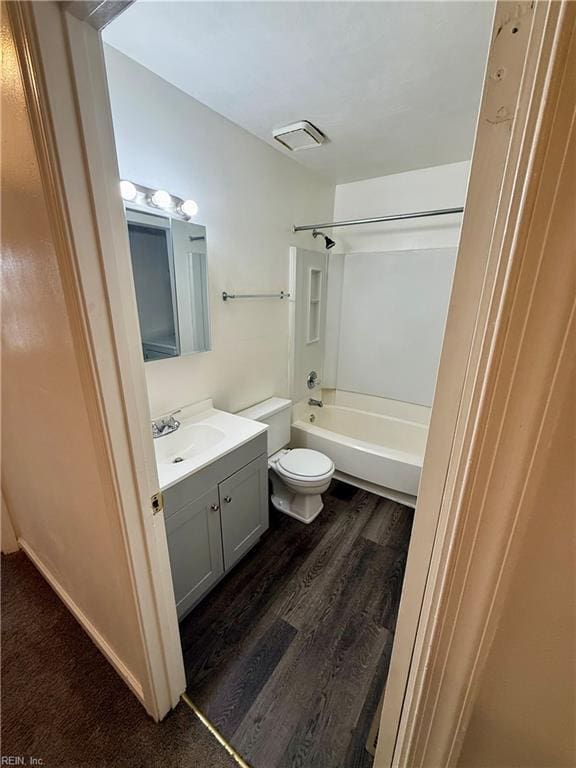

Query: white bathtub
<box><xmin>291</xmin><ymin>393</ymin><xmax>428</xmax><ymax>506</ymax></box>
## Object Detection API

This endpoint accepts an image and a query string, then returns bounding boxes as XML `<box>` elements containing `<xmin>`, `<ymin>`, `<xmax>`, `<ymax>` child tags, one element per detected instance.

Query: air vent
<box><xmin>273</xmin><ymin>121</ymin><xmax>326</xmax><ymax>151</ymax></box>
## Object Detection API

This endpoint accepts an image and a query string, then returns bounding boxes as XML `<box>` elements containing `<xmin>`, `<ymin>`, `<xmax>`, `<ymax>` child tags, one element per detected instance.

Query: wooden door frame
<box><xmin>375</xmin><ymin>2</ymin><xmax>575</xmax><ymax>764</ymax></box>
<box><xmin>7</xmin><ymin>1</ymin><xmax>186</xmax><ymax>720</ymax></box>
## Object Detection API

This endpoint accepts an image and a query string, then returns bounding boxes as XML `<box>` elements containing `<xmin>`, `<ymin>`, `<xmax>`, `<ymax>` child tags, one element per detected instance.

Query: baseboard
<box><xmin>18</xmin><ymin>538</ymin><xmax>145</xmax><ymax>705</ymax></box>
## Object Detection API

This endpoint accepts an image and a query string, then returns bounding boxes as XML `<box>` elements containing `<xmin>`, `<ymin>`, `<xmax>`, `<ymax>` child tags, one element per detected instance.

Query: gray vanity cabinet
<box><xmin>162</xmin><ymin>433</ymin><xmax>268</xmax><ymax>620</ymax></box>
<box><xmin>219</xmin><ymin>454</ymin><xmax>268</xmax><ymax>570</ymax></box>
<box><xmin>164</xmin><ymin>485</ymin><xmax>224</xmax><ymax>620</ymax></box>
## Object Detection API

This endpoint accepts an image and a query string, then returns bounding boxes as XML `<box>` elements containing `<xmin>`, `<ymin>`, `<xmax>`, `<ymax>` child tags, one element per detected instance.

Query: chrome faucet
<box><xmin>308</xmin><ymin>398</ymin><xmax>323</xmax><ymax>408</ymax></box>
<box><xmin>152</xmin><ymin>410</ymin><xmax>182</xmax><ymax>439</ymax></box>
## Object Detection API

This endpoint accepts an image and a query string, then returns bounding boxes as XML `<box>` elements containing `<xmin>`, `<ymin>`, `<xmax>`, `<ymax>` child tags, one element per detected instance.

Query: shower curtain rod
<box><xmin>292</xmin><ymin>206</ymin><xmax>464</xmax><ymax>232</ymax></box>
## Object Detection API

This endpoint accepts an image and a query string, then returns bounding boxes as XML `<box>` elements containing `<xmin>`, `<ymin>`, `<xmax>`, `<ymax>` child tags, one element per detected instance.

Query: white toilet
<box><xmin>238</xmin><ymin>397</ymin><xmax>335</xmax><ymax>524</ymax></box>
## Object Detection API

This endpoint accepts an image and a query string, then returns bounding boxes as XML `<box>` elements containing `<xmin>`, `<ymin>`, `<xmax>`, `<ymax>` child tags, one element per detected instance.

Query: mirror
<box><xmin>125</xmin><ymin>207</ymin><xmax>211</xmax><ymax>361</ymax></box>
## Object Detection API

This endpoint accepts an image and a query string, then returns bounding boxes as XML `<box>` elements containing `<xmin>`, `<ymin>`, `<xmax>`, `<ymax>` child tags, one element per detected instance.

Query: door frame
<box><xmin>7</xmin><ymin>2</ymin><xmax>186</xmax><ymax>720</ymax></box>
<box><xmin>375</xmin><ymin>1</ymin><xmax>575</xmax><ymax>764</ymax></box>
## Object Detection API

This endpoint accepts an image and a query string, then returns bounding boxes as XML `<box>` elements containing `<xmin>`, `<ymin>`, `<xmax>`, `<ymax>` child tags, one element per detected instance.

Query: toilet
<box><xmin>238</xmin><ymin>397</ymin><xmax>335</xmax><ymax>524</ymax></box>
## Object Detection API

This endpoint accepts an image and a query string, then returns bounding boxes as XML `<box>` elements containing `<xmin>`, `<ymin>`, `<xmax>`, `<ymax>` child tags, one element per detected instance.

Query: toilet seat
<box><xmin>275</xmin><ymin>448</ymin><xmax>334</xmax><ymax>483</ymax></box>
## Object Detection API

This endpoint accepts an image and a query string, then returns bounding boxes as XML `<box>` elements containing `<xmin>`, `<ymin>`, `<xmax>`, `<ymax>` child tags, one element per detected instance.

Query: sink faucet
<box><xmin>308</xmin><ymin>398</ymin><xmax>323</xmax><ymax>408</ymax></box>
<box><xmin>152</xmin><ymin>410</ymin><xmax>182</xmax><ymax>439</ymax></box>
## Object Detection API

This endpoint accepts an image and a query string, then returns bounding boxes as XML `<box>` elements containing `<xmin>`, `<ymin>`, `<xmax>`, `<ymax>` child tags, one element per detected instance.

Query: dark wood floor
<box><xmin>180</xmin><ymin>481</ymin><xmax>413</xmax><ymax>768</ymax></box>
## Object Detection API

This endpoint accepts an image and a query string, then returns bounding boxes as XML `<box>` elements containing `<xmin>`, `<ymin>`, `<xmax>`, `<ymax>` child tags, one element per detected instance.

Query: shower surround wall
<box><xmin>104</xmin><ymin>46</ymin><xmax>334</xmax><ymax>417</ymax></box>
<box><xmin>325</xmin><ymin>161</ymin><xmax>469</xmax><ymax>412</ymax></box>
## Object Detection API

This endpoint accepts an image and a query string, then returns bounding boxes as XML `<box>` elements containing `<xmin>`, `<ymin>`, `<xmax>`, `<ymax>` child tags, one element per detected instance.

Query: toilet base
<box><xmin>270</xmin><ymin>489</ymin><xmax>323</xmax><ymax>524</ymax></box>
<box><xmin>268</xmin><ymin>462</ymin><xmax>332</xmax><ymax>525</ymax></box>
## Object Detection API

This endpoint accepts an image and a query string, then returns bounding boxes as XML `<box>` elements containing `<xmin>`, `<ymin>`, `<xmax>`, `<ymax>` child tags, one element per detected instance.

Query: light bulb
<box><xmin>120</xmin><ymin>180</ymin><xmax>137</xmax><ymax>202</ymax></box>
<box><xmin>151</xmin><ymin>189</ymin><xmax>172</xmax><ymax>209</ymax></box>
<box><xmin>179</xmin><ymin>199</ymin><xmax>199</xmax><ymax>218</ymax></box>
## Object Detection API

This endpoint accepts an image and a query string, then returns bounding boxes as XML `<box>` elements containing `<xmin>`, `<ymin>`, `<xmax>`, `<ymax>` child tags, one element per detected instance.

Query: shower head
<box><xmin>312</xmin><ymin>229</ymin><xmax>336</xmax><ymax>250</ymax></box>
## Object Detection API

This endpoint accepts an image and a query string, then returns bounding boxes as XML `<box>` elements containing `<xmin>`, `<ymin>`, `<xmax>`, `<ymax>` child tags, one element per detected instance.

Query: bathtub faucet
<box><xmin>308</xmin><ymin>398</ymin><xmax>324</xmax><ymax>408</ymax></box>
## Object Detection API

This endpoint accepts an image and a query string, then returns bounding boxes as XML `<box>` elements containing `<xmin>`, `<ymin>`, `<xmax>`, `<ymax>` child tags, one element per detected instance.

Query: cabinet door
<box><xmin>165</xmin><ymin>485</ymin><xmax>224</xmax><ymax>619</ymax></box>
<box><xmin>219</xmin><ymin>453</ymin><xmax>269</xmax><ymax>571</ymax></box>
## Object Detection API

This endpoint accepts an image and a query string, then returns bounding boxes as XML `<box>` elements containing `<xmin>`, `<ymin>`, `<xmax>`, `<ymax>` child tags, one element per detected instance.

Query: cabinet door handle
<box><xmin>210</xmin><ymin>503</ymin><xmax>220</xmax><ymax>511</ymax></box>
<box><xmin>224</xmin><ymin>496</ymin><xmax>232</xmax><ymax>504</ymax></box>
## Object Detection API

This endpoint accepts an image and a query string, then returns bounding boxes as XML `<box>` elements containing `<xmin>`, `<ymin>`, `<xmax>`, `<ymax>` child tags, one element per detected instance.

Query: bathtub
<box><xmin>291</xmin><ymin>393</ymin><xmax>428</xmax><ymax>506</ymax></box>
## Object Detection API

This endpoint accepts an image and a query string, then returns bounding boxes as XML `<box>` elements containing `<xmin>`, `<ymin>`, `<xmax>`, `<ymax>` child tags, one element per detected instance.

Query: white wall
<box><xmin>325</xmin><ymin>162</ymin><xmax>469</xmax><ymax>406</ymax></box>
<box><xmin>335</xmin><ymin>247</ymin><xmax>457</xmax><ymax>406</ymax></box>
<box><xmin>333</xmin><ymin>161</ymin><xmax>469</xmax><ymax>254</ymax></box>
<box><xmin>324</xmin><ymin>252</ymin><xmax>345</xmax><ymax>388</ymax></box>
<box><xmin>104</xmin><ymin>47</ymin><xmax>334</xmax><ymax>417</ymax></box>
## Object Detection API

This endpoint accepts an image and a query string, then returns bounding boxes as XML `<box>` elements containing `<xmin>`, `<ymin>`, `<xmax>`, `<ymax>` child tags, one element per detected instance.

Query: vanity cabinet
<box><xmin>163</xmin><ymin>433</ymin><xmax>268</xmax><ymax>619</ymax></box>
<box><xmin>164</xmin><ymin>487</ymin><xmax>224</xmax><ymax>617</ymax></box>
<box><xmin>219</xmin><ymin>455</ymin><xmax>268</xmax><ymax>570</ymax></box>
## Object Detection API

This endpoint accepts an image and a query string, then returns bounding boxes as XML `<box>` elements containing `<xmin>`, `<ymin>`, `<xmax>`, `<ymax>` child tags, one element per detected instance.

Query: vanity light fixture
<box><xmin>121</xmin><ymin>180</ymin><xmax>199</xmax><ymax>220</ymax></box>
<box><xmin>120</xmin><ymin>180</ymin><xmax>137</xmax><ymax>202</ymax></box>
<box><xmin>179</xmin><ymin>199</ymin><xmax>199</xmax><ymax>219</ymax></box>
<box><xmin>150</xmin><ymin>189</ymin><xmax>173</xmax><ymax>210</ymax></box>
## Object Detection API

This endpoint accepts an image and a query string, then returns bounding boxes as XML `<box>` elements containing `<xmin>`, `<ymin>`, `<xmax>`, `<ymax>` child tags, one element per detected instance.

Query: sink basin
<box><xmin>153</xmin><ymin>399</ymin><xmax>268</xmax><ymax>491</ymax></box>
<box><xmin>155</xmin><ymin>423</ymin><xmax>226</xmax><ymax>465</ymax></box>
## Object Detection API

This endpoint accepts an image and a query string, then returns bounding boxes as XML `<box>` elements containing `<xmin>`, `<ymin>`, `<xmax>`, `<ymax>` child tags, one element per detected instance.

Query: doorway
<box><xmin>9</xmin><ymin>3</ymin><xmax>564</xmax><ymax>764</ymax></box>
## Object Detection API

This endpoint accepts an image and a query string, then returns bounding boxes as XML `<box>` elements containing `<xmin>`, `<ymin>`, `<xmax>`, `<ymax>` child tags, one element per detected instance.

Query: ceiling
<box><xmin>104</xmin><ymin>1</ymin><xmax>494</xmax><ymax>184</ymax></box>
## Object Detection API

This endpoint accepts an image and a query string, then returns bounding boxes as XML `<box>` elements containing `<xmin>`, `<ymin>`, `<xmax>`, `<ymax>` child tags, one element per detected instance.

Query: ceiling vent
<box><xmin>273</xmin><ymin>121</ymin><xmax>327</xmax><ymax>151</ymax></box>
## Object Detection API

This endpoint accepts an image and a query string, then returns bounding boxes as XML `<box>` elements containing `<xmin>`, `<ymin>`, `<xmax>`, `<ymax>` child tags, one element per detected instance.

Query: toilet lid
<box><xmin>277</xmin><ymin>449</ymin><xmax>334</xmax><ymax>479</ymax></box>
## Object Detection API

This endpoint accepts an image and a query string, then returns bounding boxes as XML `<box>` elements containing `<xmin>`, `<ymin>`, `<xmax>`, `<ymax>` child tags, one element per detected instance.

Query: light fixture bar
<box><xmin>120</xmin><ymin>180</ymin><xmax>199</xmax><ymax>221</ymax></box>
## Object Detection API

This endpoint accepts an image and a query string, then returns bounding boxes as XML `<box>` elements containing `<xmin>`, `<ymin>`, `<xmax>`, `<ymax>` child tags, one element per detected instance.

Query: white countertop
<box><xmin>154</xmin><ymin>399</ymin><xmax>267</xmax><ymax>491</ymax></box>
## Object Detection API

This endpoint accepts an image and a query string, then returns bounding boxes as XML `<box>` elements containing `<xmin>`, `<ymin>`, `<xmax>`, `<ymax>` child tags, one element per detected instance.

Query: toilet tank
<box><xmin>237</xmin><ymin>397</ymin><xmax>292</xmax><ymax>456</ymax></box>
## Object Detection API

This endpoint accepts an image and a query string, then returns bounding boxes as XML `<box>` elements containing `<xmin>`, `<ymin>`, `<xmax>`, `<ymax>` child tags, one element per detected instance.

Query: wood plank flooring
<box><xmin>180</xmin><ymin>481</ymin><xmax>413</xmax><ymax>768</ymax></box>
